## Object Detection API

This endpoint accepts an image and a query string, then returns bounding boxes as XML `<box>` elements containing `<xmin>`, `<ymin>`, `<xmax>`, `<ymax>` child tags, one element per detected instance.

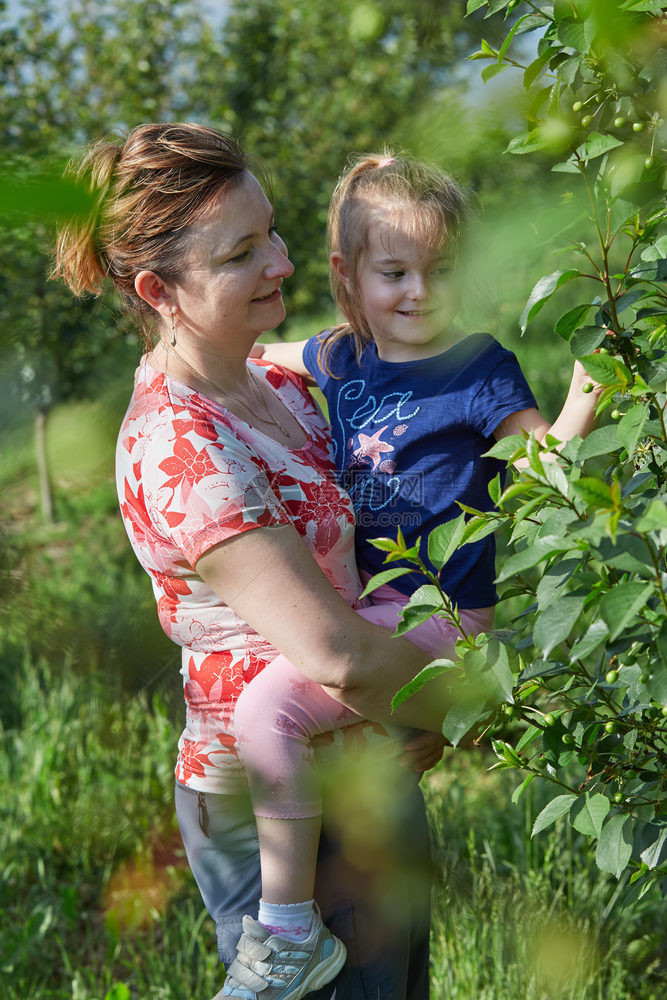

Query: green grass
<box><xmin>1</xmin><ymin>657</ymin><xmax>663</xmax><ymax>999</ymax></box>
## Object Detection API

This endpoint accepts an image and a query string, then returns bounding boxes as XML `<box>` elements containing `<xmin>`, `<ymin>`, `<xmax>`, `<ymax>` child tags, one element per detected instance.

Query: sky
<box><xmin>3</xmin><ymin>0</ymin><xmax>230</xmax><ymax>25</ymax></box>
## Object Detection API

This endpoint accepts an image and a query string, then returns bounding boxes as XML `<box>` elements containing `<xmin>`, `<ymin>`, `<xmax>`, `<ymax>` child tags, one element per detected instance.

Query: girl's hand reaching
<box><xmin>572</xmin><ymin>357</ymin><xmax>604</xmax><ymax>398</ymax></box>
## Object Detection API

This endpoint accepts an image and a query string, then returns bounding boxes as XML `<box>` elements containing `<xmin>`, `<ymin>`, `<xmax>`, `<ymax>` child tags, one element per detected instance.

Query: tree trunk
<box><xmin>35</xmin><ymin>407</ymin><xmax>54</xmax><ymax>524</ymax></box>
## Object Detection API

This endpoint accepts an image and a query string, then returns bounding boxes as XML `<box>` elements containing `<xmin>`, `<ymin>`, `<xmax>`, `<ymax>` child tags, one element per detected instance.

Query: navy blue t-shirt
<box><xmin>302</xmin><ymin>332</ymin><xmax>537</xmax><ymax>608</ymax></box>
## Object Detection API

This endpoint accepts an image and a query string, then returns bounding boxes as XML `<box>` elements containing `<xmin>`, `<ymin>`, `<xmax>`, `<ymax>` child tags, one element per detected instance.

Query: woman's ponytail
<box><xmin>52</xmin><ymin>140</ymin><xmax>123</xmax><ymax>297</ymax></box>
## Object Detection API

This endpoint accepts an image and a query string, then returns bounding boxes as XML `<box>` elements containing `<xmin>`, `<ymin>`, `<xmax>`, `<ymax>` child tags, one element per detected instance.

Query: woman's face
<box><xmin>172</xmin><ymin>172</ymin><xmax>294</xmax><ymax>349</ymax></box>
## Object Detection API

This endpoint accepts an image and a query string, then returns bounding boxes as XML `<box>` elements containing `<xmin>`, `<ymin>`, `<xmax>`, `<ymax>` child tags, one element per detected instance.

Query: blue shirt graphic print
<box><xmin>303</xmin><ymin>332</ymin><xmax>537</xmax><ymax>608</ymax></box>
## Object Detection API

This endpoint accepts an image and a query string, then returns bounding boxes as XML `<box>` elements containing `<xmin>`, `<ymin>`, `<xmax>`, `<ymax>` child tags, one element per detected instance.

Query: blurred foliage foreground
<box><xmin>1</xmin><ymin>0</ymin><xmax>666</xmax><ymax>997</ymax></box>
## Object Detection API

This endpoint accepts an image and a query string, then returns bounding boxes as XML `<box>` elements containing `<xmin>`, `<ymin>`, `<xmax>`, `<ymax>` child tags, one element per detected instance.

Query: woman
<box><xmin>54</xmin><ymin>123</ymin><xmax>446</xmax><ymax>1000</ymax></box>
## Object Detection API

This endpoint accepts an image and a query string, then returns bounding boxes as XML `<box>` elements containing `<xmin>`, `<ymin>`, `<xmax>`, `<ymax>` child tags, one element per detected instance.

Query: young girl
<box><xmin>220</xmin><ymin>154</ymin><xmax>600</xmax><ymax>1000</ymax></box>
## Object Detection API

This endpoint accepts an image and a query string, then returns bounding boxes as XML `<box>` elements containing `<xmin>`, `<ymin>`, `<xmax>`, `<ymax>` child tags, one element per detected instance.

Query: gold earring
<box><xmin>170</xmin><ymin>307</ymin><xmax>177</xmax><ymax>347</ymax></box>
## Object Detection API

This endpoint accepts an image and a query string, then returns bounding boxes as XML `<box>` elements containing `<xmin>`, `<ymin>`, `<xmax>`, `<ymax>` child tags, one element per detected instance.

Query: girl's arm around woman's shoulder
<box><xmin>250</xmin><ymin>338</ymin><xmax>316</xmax><ymax>385</ymax></box>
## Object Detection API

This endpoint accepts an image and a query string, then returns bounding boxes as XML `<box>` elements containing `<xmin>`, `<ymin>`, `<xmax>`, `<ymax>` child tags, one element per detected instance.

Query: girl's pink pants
<box><xmin>232</xmin><ymin>583</ymin><xmax>493</xmax><ymax>818</ymax></box>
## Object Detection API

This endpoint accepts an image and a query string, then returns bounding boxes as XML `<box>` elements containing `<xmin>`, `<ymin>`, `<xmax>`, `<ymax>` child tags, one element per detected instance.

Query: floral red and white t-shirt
<box><xmin>116</xmin><ymin>356</ymin><xmax>382</xmax><ymax>793</ymax></box>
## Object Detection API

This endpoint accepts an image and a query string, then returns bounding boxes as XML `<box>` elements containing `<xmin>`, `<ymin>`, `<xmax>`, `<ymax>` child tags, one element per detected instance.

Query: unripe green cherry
<box><xmin>581</xmin><ymin>114</ymin><xmax>593</xmax><ymax>127</ymax></box>
<box><xmin>536</xmin><ymin>756</ymin><xmax>548</xmax><ymax>769</ymax></box>
<box><xmin>562</xmin><ymin>733</ymin><xmax>575</xmax><ymax>747</ymax></box>
<box><xmin>606</xmin><ymin>669</ymin><xmax>619</xmax><ymax>684</ymax></box>
<box><xmin>604</xmin><ymin>720</ymin><xmax>617</xmax><ymax>734</ymax></box>
<box><xmin>611</xmin><ymin>409</ymin><xmax>622</xmax><ymax>420</ymax></box>
<box><xmin>582</xmin><ymin>382</ymin><xmax>594</xmax><ymax>393</ymax></box>
<box><xmin>632</xmin><ymin>121</ymin><xmax>645</xmax><ymax>132</ymax></box>
<box><xmin>543</xmin><ymin>713</ymin><xmax>556</xmax><ymax>727</ymax></box>
<box><xmin>614</xmin><ymin>116</ymin><xmax>626</xmax><ymax>128</ymax></box>
<box><xmin>661</xmin><ymin>705</ymin><xmax>667</xmax><ymax>717</ymax></box>
<box><xmin>613</xmin><ymin>791</ymin><xmax>623</xmax><ymax>803</ymax></box>
<box><xmin>572</xmin><ymin>101</ymin><xmax>583</xmax><ymax>112</ymax></box>
<box><xmin>644</xmin><ymin>156</ymin><xmax>655</xmax><ymax>168</ymax></box>
<box><xmin>640</xmin><ymin>672</ymin><xmax>651</xmax><ymax>684</ymax></box>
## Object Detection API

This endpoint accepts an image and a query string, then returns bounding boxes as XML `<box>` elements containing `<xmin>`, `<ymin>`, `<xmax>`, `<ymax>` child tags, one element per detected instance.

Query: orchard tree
<box><xmin>373</xmin><ymin>0</ymin><xmax>666</xmax><ymax>898</ymax></box>
<box><xmin>0</xmin><ymin>0</ymin><xmax>215</xmax><ymax>521</ymax></box>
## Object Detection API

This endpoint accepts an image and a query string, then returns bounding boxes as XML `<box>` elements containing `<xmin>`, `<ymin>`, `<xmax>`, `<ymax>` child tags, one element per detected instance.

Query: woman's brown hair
<box><xmin>320</xmin><ymin>151</ymin><xmax>468</xmax><ymax>376</ymax></box>
<box><xmin>53</xmin><ymin>123</ymin><xmax>254</xmax><ymax>346</ymax></box>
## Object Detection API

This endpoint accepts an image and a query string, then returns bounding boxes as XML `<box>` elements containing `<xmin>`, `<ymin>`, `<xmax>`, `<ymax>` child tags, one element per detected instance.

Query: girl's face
<box><xmin>345</xmin><ymin>206</ymin><xmax>461</xmax><ymax>363</ymax></box>
<box><xmin>172</xmin><ymin>172</ymin><xmax>294</xmax><ymax>354</ymax></box>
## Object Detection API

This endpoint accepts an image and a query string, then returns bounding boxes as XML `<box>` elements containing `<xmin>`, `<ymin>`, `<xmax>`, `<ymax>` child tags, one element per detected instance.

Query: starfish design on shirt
<box><xmin>353</xmin><ymin>425</ymin><xmax>394</xmax><ymax>471</ymax></box>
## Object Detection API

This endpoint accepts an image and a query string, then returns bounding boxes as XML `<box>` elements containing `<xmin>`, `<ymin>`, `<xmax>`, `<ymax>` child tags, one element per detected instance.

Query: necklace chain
<box><xmin>163</xmin><ymin>342</ymin><xmax>290</xmax><ymax>438</ymax></box>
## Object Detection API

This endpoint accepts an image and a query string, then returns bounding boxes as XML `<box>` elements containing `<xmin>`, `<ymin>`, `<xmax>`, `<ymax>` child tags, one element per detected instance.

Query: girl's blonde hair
<box><xmin>53</xmin><ymin>122</ymin><xmax>254</xmax><ymax>346</ymax></box>
<box><xmin>320</xmin><ymin>151</ymin><xmax>468</xmax><ymax>375</ymax></box>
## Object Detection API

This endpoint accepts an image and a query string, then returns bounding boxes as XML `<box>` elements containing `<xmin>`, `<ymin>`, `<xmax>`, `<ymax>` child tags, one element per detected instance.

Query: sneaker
<box><xmin>213</xmin><ymin>908</ymin><xmax>346</xmax><ymax>1000</ymax></box>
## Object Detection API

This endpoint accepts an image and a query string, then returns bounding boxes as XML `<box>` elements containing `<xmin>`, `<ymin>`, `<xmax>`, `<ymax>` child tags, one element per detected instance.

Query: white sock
<box><xmin>257</xmin><ymin>898</ymin><xmax>317</xmax><ymax>942</ymax></box>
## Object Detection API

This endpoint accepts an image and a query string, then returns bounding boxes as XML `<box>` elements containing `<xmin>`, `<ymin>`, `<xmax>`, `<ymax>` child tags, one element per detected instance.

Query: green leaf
<box><xmin>496</xmin><ymin>536</ymin><xmax>571</xmax><ymax>582</ymax></box>
<box><xmin>483</xmin><ymin>434</ymin><xmax>526</xmax><ymax>460</ymax></box>
<box><xmin>524</xmin><ymin>50</ymin><xmax>553</xmax><ymax>89</ymax></box>
<box><xmin>506</xmin><ymin>128</ymin><xmax>550</xmax><ymax>155</ymax></box>
<box><xmin>569</xmin><ymin>619</ymin><xmax>609</xmax><ymax>661</ymax></box>
<box><xmin>599</xmin><ymin>582</ymin><xmax>654</xmax><ymax>641</ymax></box>
<box><xmin>391</xmin><ymin>659</ymin><xmax>457</xmax><ymax>711</ymax></box>
<box><xmin>466</xmin><ymin>0</ymin><xmax>488</xmax><ymax>13</ymax></box>
<box><xmin>460</xmin><ymin>516</ymin><xmax>500</xmax><ymax>546</ymax></box>
<box><xmin>635</xmin><ymin>500</ymin><xmax>667</xmax><ymax>532</ymax></box>
<box><xmin>512</xmin><ymin>773</ymin><xmax>535</xmax><ymax>804</ymax></box>
<box><xmin>543</xmin><ymin>462</ymin><xmax>569</xmax><ymax>498</ymax></box>
<box><xmin>369</xmin><ymin>537</ymin><xmax>402</xmax><ymax>553</ymax></box>
<box><xmin>536</xmin><ymin>557</ymin><xmax>580</xmax><ymax>610</ymax></box>
<box><xmin>482</xmin><ymin>63</ymin><xmax>510</xmax><ymax>82</ymax></box>
<box><xmin>499</xmin><ymin>13</ymin><xmax>535</xmax><ymax>60</ymax></box>
<box><xmin>555</xmin><ymin>304</ymin><xmax>592</xmax><ymax>341</ymax></box>
<box><xmin>515</xmin><ymin>14</ymin><xmax>550</xmax><ymax>34</ymax></box>
<box><xmin>557</xmin><ymin>18</ymin><xmax>587</xmax><ymax>51</ymax></box>
<box><xmin>616</xmin><ymin>403</ymin><xmax>649</xmax><ymax>456</ymax></box>
<box><xmin>427</xmin><ymin>513</ymin><xmax>467</xmax><ymax>571</ymax></box>
<box><xmin>394</xmin><ymin>585</ymin><xmax>443</xmax><ymax>636</ymax></box>
<box><xmin>533</xmin><ymin>593</ymin><xmax>586</xmax><ymax>658</ymax></box>
<box><xmin>441</xmin><ymin>698</ymin><xmax>489</xmax><ymax>748</ymax></box>
<box><xmin>359</xmin><ymin>567</ymin><xmax>413</xmax><ymax>599</ymax></box>
<box><xmin>572</xmin><ymin>793</ymin><xmax>610</xmax><ymax>838</ymax></box>
<box><xmin>576</xmin><ymin>352</ymin><xmax>632</xmax><ymax>387</ymax></box>
<box><xmin>578</xmin><ymin>131</ymin><xmax>624</xmax><ymax>163</ymax></box>
<box><xmin>532</xmin><ymin>794</ymin><xmax>577</xmax><ymax>837</ymax></box>
<box><xmin>526</xmin><ymin>431</ymin><xmax>545</xmax><ymax>476</ymax></box>
<box><xmin>486</xmin><ymin>638</ymin><xmax>515</xmax><ymax>700</ymax></box>
<box><xmin>576</xmin><ymin>425</ymin><xmax>623</xmax><ymax>461</ymax></box>
<box><xmin>516</xmin><ymin>724</ymin><xmax>541</xmax><ymax>754</ymax></box>
<box><xmin>104</xmin><ymin>987</ymin><xmax>131</xmax><ymax>1000</ymax></box>
<box><xmin>552</xmin><ymin>158</ymin><xmax>581</xmax><ymax>174</ymax></box>
<box><xmin>572</xmin><ymin>476</ymin><xmax>614</xmax><ymax>509</ymax></box>
<box><xmin>640</xmin><ymin>825</ymin><xmax>667</xmax><ymax>870</ymax></box>
<box><xmin>488</xmin><ymin>472</ymin><xmax>501</xmax><ymax>506</ymax></box>
<box><xmin>596</xmin><ymin>814</ymin><xmax>633</xmax><ymax>878</ymax></box>
<box><xmin>629</xmin><ymin>258</ymin><xmax>667</xmax><ymax>282</ymax></box>
<box><xmin>569</xmin><ymin>325</ymin><xmax>607</xmax><ymax>355</ymax></box>
<box><xmin>484</xmin><ymin>0</ymin><xmax>516</xmax><ymax>17</ymax></box>
<box><xmin>520</xmin><ymin>269</ymin><xmax>580</xmax><ymax>333</ymax></box>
